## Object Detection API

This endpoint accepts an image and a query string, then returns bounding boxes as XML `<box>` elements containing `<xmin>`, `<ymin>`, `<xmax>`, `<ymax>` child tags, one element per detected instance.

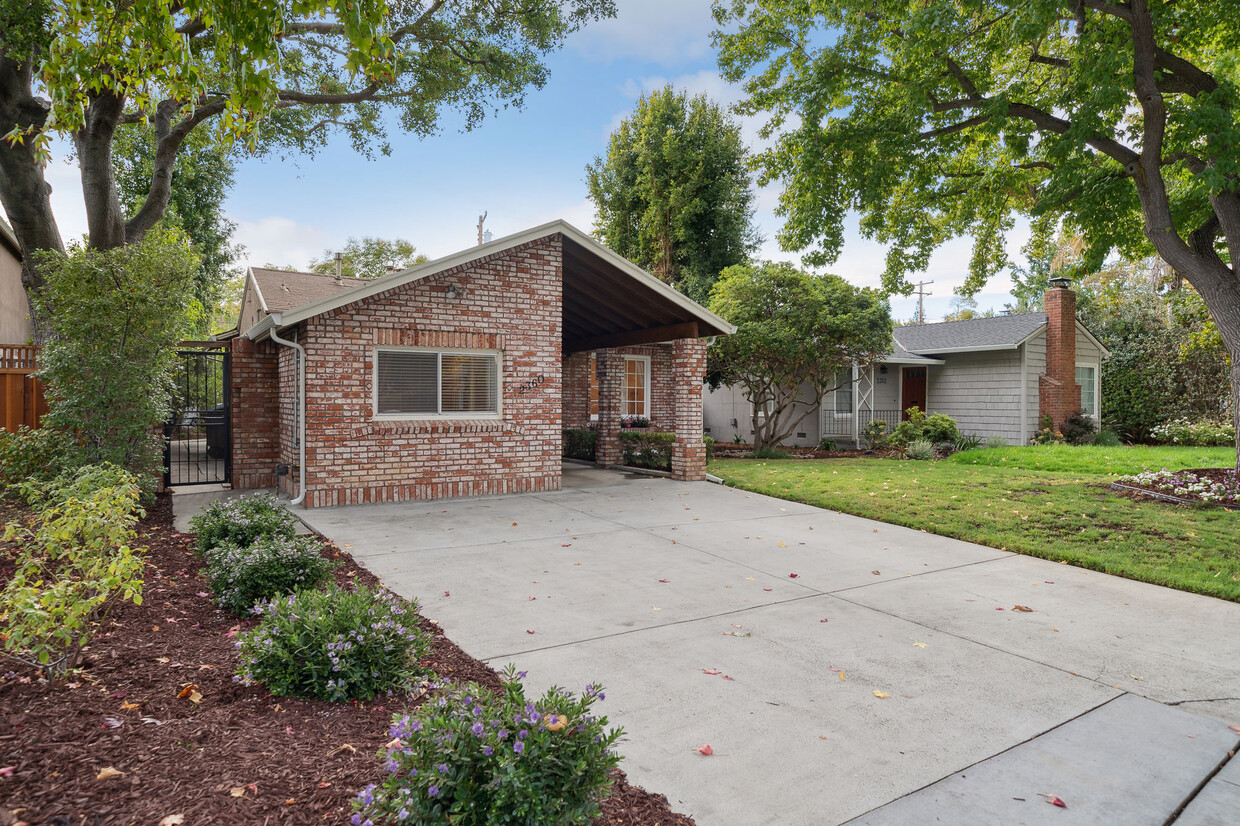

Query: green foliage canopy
<box><xmin>308</xmin><ymin>236</ymin><xmax>429</xmax><ymax>280</ymax></box>
<box><xmin>586</xmin><ymin>86</ymin><xmax>760</xmax><ymax>305</ymax></box>
<box><xmin>708</xmin><ymin>261</ymin><xmax>893</xmax><ymax>449</ymax></box>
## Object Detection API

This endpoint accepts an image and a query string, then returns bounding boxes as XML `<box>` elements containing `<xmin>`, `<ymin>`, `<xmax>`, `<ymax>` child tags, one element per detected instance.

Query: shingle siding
<box><xmin>926</xmin><ymin>350</ymin><xmax>1024</xmax><ymax>443</ymax></box>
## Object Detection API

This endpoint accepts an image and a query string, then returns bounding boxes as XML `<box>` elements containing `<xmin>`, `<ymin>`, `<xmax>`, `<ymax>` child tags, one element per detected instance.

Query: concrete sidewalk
<box><xmin>297</xmin><ymin>464</ymin><xmax>1240</xmax><ymax>825</ymax></box>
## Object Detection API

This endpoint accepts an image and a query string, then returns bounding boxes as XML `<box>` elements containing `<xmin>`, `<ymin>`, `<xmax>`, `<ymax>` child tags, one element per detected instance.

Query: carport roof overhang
<box><xmin>242</xmin><ymin>219</ymin><xmax>734</xmax><ymax>349</ymax></box>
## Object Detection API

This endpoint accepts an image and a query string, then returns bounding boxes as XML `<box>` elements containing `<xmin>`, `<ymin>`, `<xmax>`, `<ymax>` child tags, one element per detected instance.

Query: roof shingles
<box><xmin>250</xmin><ymin>267</ymin><xmax>368</xmax><ymax>315</ymax></box>
<box><xmin>892</xmin><ymin>312</ymin><xmax>1046</xmax><ymax>354</ymax></box>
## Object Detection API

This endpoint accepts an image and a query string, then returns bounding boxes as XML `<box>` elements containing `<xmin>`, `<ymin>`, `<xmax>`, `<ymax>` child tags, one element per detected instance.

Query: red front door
<box><xmin>902</xmin><ymin>367</ymin><xmax>927</xmax><ymax>419</ymax></box>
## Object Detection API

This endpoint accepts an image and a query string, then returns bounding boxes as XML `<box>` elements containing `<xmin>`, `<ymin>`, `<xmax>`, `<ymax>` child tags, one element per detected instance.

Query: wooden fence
<box><xmin>1</xmin><ymin>344</ymin><xmax>46</xmax><ymax>433</ymax></box>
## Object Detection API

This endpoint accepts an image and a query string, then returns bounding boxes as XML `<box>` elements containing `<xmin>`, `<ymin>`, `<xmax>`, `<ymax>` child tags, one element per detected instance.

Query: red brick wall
<box><xmin>669</xmin><ymin>337</ymin><xmax>707</xmax><ymax>481</ymax></box>
<box><xmin>286</xmin><ymin>236</ymin><xmax>562</xmax><ymax>507</ymax></box>
<box><xmin>1038</xmin><ymin>286</ymin><xmax>1081</xmax><ymax>432</ymax></box>
<box><xmin>561</xmin><ymin>351</ymin><xmax>592</xmax><ymax>430</ymax></box>
<box><xmin>229</xmin><ymin>338</ymin><xmax>279</xmax><ymax>490</ymax></box>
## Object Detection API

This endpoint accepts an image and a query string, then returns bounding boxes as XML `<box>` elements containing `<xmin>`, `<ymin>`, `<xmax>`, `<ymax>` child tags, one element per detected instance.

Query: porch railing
<box><xmin>822</xmin><ymin>409</ymin><xmax>903</xmax><ymax>437</ymax></box>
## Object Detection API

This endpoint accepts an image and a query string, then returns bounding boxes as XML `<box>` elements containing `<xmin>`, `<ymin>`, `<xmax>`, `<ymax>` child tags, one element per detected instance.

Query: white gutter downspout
<box><xmin>267</xmin><ymin>314</ymin><xmax>307</xmax><ymax>506</ymax></box>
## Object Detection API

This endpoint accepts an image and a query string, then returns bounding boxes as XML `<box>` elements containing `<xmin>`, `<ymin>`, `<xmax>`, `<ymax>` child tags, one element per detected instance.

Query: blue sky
<box><xmin>40</xmin><ymin>0</ymin><xmax>1023</xmax><ymax>322</ymax></box>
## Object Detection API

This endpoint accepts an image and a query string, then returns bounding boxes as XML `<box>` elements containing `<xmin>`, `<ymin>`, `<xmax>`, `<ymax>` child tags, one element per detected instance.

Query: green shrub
<box><xmin>984</xmin><ymin>435</ymin><xmax>1008</xmax><ymax>449</ymax></box>
<box><xmin>752</xmin><ymin>447</ymin><xmax>791</xmax><ymax>459</ymax></box>
<box><xmin>817</xmin><ymin>438</ymin><xmax>836</xmax><ymax>451</ymax></box>
<box><xmin>618</xmin><ymin>430</ymin><xmax>675</xmax><ymax>471</ymax></box>
<box><xmin>206</xmin><ymin>535</ymin><xmax>337</xmax><ymax>616</ymax></box>
<box><xmin>0</xmin><ymin>427</ymin><xmax>77</xmax><ymax>493</ymax></box>
<box><xmin>1149</xmin><ymin>417</ymin><xmax>1235</xmax><ymax>447</ymax></box>
<box><xmin>1060</xmin><ymin>410</ymin><xmax>1098</xmax><ymax>445</ymax></box>
<box><xmin>1</xmin><ymin>464</ymin><xmax>145</xmax><ymax>676</ymax></box>
<box><xmin>1030</xmin><ymin>414</ymin><xmax>1066</xmax><ymax>445</ymax></box>
<box><xmin>703</xmin><ymin>435</ymin><xmax>715</xmax><ymax>463</ymax></box>
<box><xmin>188</xmin><ymin>492</ymin><xmax>299</xmax><ymax>556</ymax></box>
<box><xmin>888</xmin><ymin>420</ymin><xmax>921</xmax><ymax>447</ymax></box>
<box><xmin>562</xmin><ymin>429</ymin><xmax>598</xmax><ymax>462</ymax></box>
<box><xmin>30</xmin><ymin>230</ymin><xmax>199</xmax><ymax>493</ymax></box>
<box><xmin>905</xmin><ymin>439</ymin><xmax>935</xmax><ymax>460</ymax></box>
<box><xmin>235</xmin><ymin>585</ymin><xmax>431</xmax><ymax>702</ymax></box>
<box><xmin>1094</xmin><ymin>428</ymin><xmax>1122</xmax><ymax>447</ymax></box>
<box><xmin>732</xmin><ymin>433</ymin><xmax>744</xmax><ymax>444</ymax></box>
<box><xmin>354</xmin><ymin>666</ymin><xmax>623</xmax><ymax>826</ymax></box>
<box><xmin>953</xmin><ymin>433</ymin><xmax>983</xmax><ymax>452</ymax></box>
<box><xmin>862</xmin><ymin>420</ymin><xmax>887</xmax><ymax>451</ymax></box>
<box><xmin>921</xmin><ymin>414</ymin><xmax>960</xmax><ymax>443</ymax></box>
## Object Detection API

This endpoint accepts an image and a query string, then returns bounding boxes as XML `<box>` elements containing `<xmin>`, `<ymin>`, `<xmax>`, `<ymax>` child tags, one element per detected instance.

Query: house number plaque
<box><xmin>517</xmin><ymin>374</ymin><xmax>546</xmax><ymax>394</ymax></box>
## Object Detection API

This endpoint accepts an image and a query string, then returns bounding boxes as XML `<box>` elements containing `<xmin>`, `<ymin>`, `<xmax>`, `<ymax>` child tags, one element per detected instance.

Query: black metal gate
<box><xmin>164</xmin><ymin>346</ymin><xmax>230</xmax><ymax>487</ymax></box>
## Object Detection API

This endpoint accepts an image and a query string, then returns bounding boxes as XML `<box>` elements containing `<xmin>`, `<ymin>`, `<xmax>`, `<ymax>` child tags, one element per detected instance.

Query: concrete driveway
<box><xmin>298</xmin><ymin>464</ymin><xmax>1240</xmax><ymax>825</ymax></box>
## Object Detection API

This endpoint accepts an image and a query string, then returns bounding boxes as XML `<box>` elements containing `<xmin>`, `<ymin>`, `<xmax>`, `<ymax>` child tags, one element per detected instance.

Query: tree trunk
<box><xmin>0</xmin><ymin>54</ymin><xmax>64</xmax><ymax>343</ymax></box>
<box><xmin>74</xmin><ymin>91</ymin><xmax>128</xmax><ymax>250</ymax></box>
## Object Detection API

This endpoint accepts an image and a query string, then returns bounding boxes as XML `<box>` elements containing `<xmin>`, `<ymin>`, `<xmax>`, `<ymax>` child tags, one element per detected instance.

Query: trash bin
<box><xmin>203</xmin><ymin>403</ymin><xmax>228</xmax><ymax>459</ymax></box>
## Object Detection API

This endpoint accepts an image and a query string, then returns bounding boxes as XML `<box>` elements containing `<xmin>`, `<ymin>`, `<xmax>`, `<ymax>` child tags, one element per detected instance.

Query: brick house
<box><xmin>704</xmin><ymin>280</ymin><xmax>1109</xmax><ymax>447</ymax></box>
<box><xmin>226</xmin><ymin>220</ymin><xmax>733</xmax><ymax>507</ymax></box>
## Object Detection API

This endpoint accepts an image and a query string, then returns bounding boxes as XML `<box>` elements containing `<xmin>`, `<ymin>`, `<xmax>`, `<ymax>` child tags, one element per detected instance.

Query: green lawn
<box><xmin>711</xmin><ymin>445</ymin><xmax>1240</xmax><ymax>602</ymax></box>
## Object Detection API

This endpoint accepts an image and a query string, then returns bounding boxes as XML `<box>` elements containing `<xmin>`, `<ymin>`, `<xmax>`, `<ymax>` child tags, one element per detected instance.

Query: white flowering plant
<box><xmin>235</xmin><ymin>585</ymin><xmax>431</xmax><ymax>702</ymax></box>
<box><xmin>205</xmin><ymin>534</ymin><xmax>337</xmax><ymax>615</ymax></box>
<box><xmin>352</xmin><ymin>666</ymin><xmax>623</xmax><ymax>826</ymax></box>
<box><xmin>188</xmin><ymin>493</ymin><xmax>299</xmax><ymax>556</ymax></box>
<box><xmin>1149</xmin><ymin>418</ymin><xmax>1235</xmax><ymax>447</ymax></box>
<box><xmin>1117</xmin><ymin>468</ymin><xmax>1240</xmax><ymax>505</ymax></box>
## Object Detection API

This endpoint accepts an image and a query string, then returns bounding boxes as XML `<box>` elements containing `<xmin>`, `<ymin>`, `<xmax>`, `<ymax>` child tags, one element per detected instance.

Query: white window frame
<box><xmin>622</xmin><ymin>354</ymin><xmax>651</xmax><ymax>418</ymax></box>
<box><xmin>372</xmin><ymin>346</ymin><xmax>503</xmax><ymax>420</ymax></box>
<box><xmin>833</xmin><ymin>368</ymin><xmax>854</xmax><ymax>417</ymax></box>
<box><xmin>1075</xmin><ymin>362</ymin><xmax>1099</xmax><ymax>420</ymax></box>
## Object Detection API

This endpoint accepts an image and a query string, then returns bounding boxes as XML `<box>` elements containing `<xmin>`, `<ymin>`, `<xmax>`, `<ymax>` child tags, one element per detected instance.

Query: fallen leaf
<box><xmin>155</xmin><ymin>657</ymin><xmax>170</xmax><ymax>664</ymax></box>
<box><xmin>334</xmin><ymin>743</ymin><xmax>357</xmax><ymax>755</ymax></box>
<box><xmin>196</xmin><ymin>591</ymin><xmax>209</xmax><ymax>598</ymax></box>
<box><xmin>103</xmin><ymin>717</ymin><xmax>124</xmax><ymax>729</ymax></box>
<box><xmin>198</xmin><ymin>664</ymin><xmax>215</xmax><ymax>671</ymax></box>
<box><xmin>1229</xmin><ymin>725</ymin><xmax>1240</xmax><ymax>734</ymax></box>
<box><xmin>0</xmin><ymin>766</ymin><xmax>14</xmax><ymax>777</ymax></box>
<box><xmin>1130</xmin><ymin>675</ymin><xmax>1145</xmax><ymax>681</ymax></box>
<box><xmin>526</xmin><ymin>629</ymin><xmax>535</xmax><ymax>634</ymax></box>
<box><xmin>189</xmin><ymin>691</ymin><xmax>203</xmax><ymax>704</ymax></box>
<box><xmin>384</xmin><ymin>738</ymin><xmax>402</xmax><ymax>749</ymax></box>
<box><xmin>777</xmin><ymin>541</ymin><xmax>786</xmax><ymax>548</ymax></box>
<box><xmin>721</xmin><ymin>675</ymin><xmax>735</xmax><ymax>681</ymax></box>
<box><xmin>818</xmin><ymin>735</ymin><xmax>827</xmax><ymax>740</ymax></box>
<box><xmin>838</xmin><ymin>671</ymin><xmax>846</xmax><ymax>682</ymax></box>
<box><xmin>788</xmin><ymin>573</ymin><xmax>799</xmax><ymax>578</ymax></box>
<box><xmin>511</xmin><ymin>522</ymin><xmax>518</xmax><ymax>526</ymax></box>
<box><xmin>696</xmin><ymin>744</ymin><xmax>714</xmax><ymax>756</ymax></box>
<box><xmin>317</xmin><ymin>781</ymin><xmax>332</xmax><ymax>788</ymax></box>
<box><xmin>1012</xmin><ymin>605</ymin><xmax>1034</xmax><ymax>612</ymax></box>
<box><xmin>176</xmin><ymin>684</ymin><xmax>198</xmax><ymax>700</ymax></box>
<box><xmin>701</xmin><ymin>669</ymin><xmax>721</xmax><ymax>675</ymax></box>
<box><xmin>819</xmin><ymin>618</ymin><xmax>829</xmax><ymax>623</ymax></box>
<box><xmin>285</xmin><ymin>725</ymin><xmax>295</xmax><ymax>735</ymax></box>
<box><xmin>284</xmin><ymin>799</ymin><xmax>296</xmax><ymax>805</ymax></box>
<box><xmin>1043</xmin><ymin>794</ymin><xmax>1067</xmax><ymax>808</ymax></box>
<box><xmin>873</xmin><ymin>690</ymin><xmax>890</xmax><ymax>699</ymax></box>
<box><xmin>229</xmin><ymin>787</ymin><xmax>245</xmax><ymax>798</ymax></box>
<box><xmin>95</xmin><ymin>766</ymin><xmax>125</xmax><ymax>780</ymax></box>
<box><xmin>158</xmin><ymin>816</ymin><xmax>185</xmax><ymax>826</ymax></box>
<box><xmin>528</xmin><ymin>596</ymin><xmax>537</xmax><ymax>601</ymax></box>
<box><xmin>247</xmin><ymin>783</ymin><xmax>259</xmax><ymax>794</ymax></box>
<box><xmin>561</xmin><ymin>543</ymin><xmax>572</xmax><ymax>547</ymax></box>
<box><xmin>763</xmin><ymin>588</ymin><xmax>772</xmax><ymax>592</ymax></box>
<box><xmin>443</xmin><ymin>590</ymin><xmax>450</xmax><ymax>597</ymax></box>
<box><xmin>913</xmin><ymin>642</ymin><xmax>927</xmax><ymax>648</ymax></box>
<box><xmin>658</xmin><ymin>579</ymin><xmax>670</xmax><ymax>583</ymax></box>
<box><xmin>872</xmin><ymin>570</ymin><xmax>881</xmax><ymax>576</ymax></box>
<box><xmin>995</xmin><ymin>607</ymin><xmax>1005</xmax><ymax>611</ymax></box>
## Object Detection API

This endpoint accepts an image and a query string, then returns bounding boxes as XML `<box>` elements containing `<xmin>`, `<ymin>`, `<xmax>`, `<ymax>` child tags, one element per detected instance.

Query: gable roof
<box><xmin>0</xmin><ymin>216</ymin><xmax>20</xmax><ymax>259</ymax></box>
<box><xmin>247</xmin><ymin>267</ymin><xmax>368</xmax><ymax>316</ymax></box>
<box><xmin>893</xmin><ymin>312</ymin><xmax>1048</xmax><ymax>354</ymax></box>
<box><xmin>244</xmin><ymin>219</ymin><xmax>734</xmax><ymax>344</ymax></box>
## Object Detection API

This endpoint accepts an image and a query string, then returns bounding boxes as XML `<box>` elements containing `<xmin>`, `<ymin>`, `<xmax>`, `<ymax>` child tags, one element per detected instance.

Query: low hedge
<box><xmin>563</xmin><ymin>428</ymin><xmax>598</xmax><ymax>461</ymax></box>
<box><xmin>618</xmin><ymin>431</ymin><xmax>675</xmax><ymax>471</ymax></box>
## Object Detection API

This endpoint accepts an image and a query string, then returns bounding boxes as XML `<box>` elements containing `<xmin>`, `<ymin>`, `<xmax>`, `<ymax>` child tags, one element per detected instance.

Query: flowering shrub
<box><xmin>205</xmin><ymin>534</ymin><xmax>337</xmax><ymax>615</ymax></box>
<box><xmin>1149</xmin><ymin>418</ymin><xmax>1235</xmax><ymax>447</ymax></box>
<box><xmin>189</xmin><ymin>493</ymin><xmax>299</xmax><ymax>556</ymax></box>
<box><xmin>1030</xmin><ymin>414</ymin><xmax>1066</xmax><ymax>445</ymax></box>
<box><xmin>353</xmin><ymin>666</ymin><xmax>623</xmax><ymax>826</ymax></box>
<box><xmin>235</xmin><ymin>585</ymin><xmax>431</xmax><ymax>702</ymax></box>
<box><xmin>619</xmin><ymin>415</ymin><xmax>650</xmax><ymax>428</ymax></box>
<box><xmin>1117</xmin><ymin>468</ymin><xmax>1240</xmax><ymax>505</ymax></box>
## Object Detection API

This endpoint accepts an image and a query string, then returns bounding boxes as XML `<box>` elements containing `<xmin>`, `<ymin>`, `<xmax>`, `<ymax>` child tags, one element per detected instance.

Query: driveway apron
<box><xmin>298</xmin><ymin>464</ymin><xmax>1240</xmax><ymax>825</ymax></box>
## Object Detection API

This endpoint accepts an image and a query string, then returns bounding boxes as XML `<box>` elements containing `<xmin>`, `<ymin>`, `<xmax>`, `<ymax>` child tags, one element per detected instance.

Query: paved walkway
<box><xmin>297</xmin><ymin>464</ymin><xmax>1240</xmax><ymax>825</ymax></box>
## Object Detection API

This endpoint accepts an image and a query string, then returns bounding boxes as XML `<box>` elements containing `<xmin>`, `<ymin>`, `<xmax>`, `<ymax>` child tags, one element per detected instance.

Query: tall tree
<box><xmin>707</xmin><ymin>262</ymin><xmax>893</xmax><ymax>450</ymax></box>
<box><xmin>308</xmin><ymin>236</ymin><xmax>428</xmax><ymax>280</ymax></box>
<box><xmin>0</xmin><ymin>0</ymin><xmax>615</xmax><ymax>339</ymax></box>
<box><xmin>586</xmin><ymin>86</ymin><xmax>760</xmax><ymax>305</ymax></box>
<box><xmin>113</xmin><ymin>126</ymin><xmax>241</xmax><ymax>335</ymax></box>
<box><xmin>715</xmin><ymin>0</ymin><xmax>1240</xmax><ymax>466</ymax></box>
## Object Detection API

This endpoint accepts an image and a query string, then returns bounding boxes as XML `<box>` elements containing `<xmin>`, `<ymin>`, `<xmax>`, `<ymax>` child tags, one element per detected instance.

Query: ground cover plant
<box><xmin>205</xmin><ymin>533</ymin><xmax>337</xmax><ymax>615</ymax></box>
<box><xmin>0</xmin><ymin>495</ymin><xmax>692</xmax><ymax>825</ymax></box>
<box><xmin>189</xmin><ymin>492</ymin><xmax>299</xmax><ymax>555</ymax></box>
<box><xmin>713</xmin><ymin>445</ymin><xmax>1240</xmax><ymax>601</ymax></box>
<box><xmin>1115</xmin><ymin>468</ymin><xmax>1240</xmax><ymax>507</ymax></box>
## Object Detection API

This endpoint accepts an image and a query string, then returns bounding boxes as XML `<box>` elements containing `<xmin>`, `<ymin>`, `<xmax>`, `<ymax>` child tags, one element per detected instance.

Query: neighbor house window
<box><xmin>375</xmin><ymin>348</ymin><xmax>500</xmax><ymax>416</ymax></box>
<box><xmin>1076</xmin><ymin>365</ymin><xmax>1097</xmax><ymax>418</ymax></box>
<box><xmin>834</xmin><ymin>369</ymin><xmax>853</xmax><ymax>415</ymax></box>
<box><xmin>623</xmin><ymin>355</ymin><xmax>650</xmax><ymax>417</ymax></box>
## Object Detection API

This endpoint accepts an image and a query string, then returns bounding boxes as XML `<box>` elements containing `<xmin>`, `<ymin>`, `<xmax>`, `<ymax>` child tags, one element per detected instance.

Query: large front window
<box><xmin>834</xmin><ymin>369</ymin><xmax>853</xmax><ymax>415</ymax></box>
<box><xmin>623</xmin><ymin>355</ymin><xmax>650</xmax><ymax>417</ymax></box>
<box><xmin>375</xmin><ymin>349</ymin><xmax>500</xmax><ymax>416</ymax></box>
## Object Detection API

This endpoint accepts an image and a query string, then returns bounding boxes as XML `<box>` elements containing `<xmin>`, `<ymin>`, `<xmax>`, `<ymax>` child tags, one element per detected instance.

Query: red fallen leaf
<box><xmin>819</xmin><ymin>618</ymin><xmax>829</xmax><ymax>623</ymax></box>
<box><xmin>225</xmin><ymin>625</ymin><xmax>241</xmax><ymax>638</ymax></box>
<box><xmin>561</xmin><ymin>543</ymin><xmax>572</xmax><ymax>547</ymax></box>
<box><xmin>995</xmin><ymin>607</ymin><xmax>1005</xmax><ymax>611</ymax></box>
<box><xmin>285</xmin><ymin>725</ymin><xmax>295</xmax><ymax>735</ymax></box>
<box><xmin>1012</xmin><ymin>605</ymin><xmax>1034</xmax><ymax>612</ymax></box>
<box><xmin>528</xmin><ymin>596</ymin><xmax>537</xmax><ymax>601</ymax></box>
<box><xmin>697</xmin><ymin>744</ymin><xmax>713</xmax><ymax>756</ymax></box>
<box><xmin>526</xmin><ymin>630</ymin><xmax>535</xmax><ymax>634</ymax></box>
<box><xmin>721</xmin><ymin>675</ymin><xmax>735</xmax><ymax>681</ymax></box>
<box><xmin>872</xmin><ymin>570</ymin><xmax>881</xmax><ymax>575</ymax></box>
<box><xmin>443</xmin><ymin>590</ymin><xmax>450</xmax><ymax>597</ymax></box>
<box><xmin>763</xmin><ymin>588</ymin><xmax>773</xmax><ymax>592</ymax></box>
<box><xmin>0</xmin><ymin>766</ymin><xmax>14</xmax><ymax>777</ymax></box>
<box><xmin>1045</xmin><ymin>581</ymin><xmax>1055</xmax><ymax>584</ymax></box>
<box><xmin>658</xmin><ymin>579</ymin><xmax>670</xmax><ymax>583</ymax></box>
<box><xmin>196</xmin><ymin>591</ymin><xmax>209</xmax><ymax>598</ymax></box>
<box><xmin>702</xmin><ymin>668</ymin><xmax>721</xmax><ymax>675</ymax></box>
<box><xmin>317</xmin><ymin>782</ymin><xmax>331</xmax><ymax>788</ymax></box>
<box><xmin>1229</xmin><ymin>725</ymin><xmax>1240</xmax><ymax>733</ymax></box>
<box><xmin>1043</xmin><ymin>794</ymin><xmax>1067</xmax><ymax>808</ymax></box>
<box><xmin>788</xmin><ymin>573</ymin><xmax>799</xmax><ymax>578</ymax></box>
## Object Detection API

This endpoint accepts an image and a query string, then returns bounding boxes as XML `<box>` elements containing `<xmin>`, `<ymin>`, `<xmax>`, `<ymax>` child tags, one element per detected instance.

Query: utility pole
<box><xmin>477</xmin><ymin>211</ymin><xmax>487</xmax><ymax>246</ymax></box>
<box><xmin>913</xmin><ymin>280</ymin><xmax>934</xmax><ymax>324</ymax></box>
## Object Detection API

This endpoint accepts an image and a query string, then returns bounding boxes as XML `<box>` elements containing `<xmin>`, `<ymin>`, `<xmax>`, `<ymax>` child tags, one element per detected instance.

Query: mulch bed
<box><xmin>0</xmin><ymin>493</ymin><xmax>695</xmax><ymax>826</ymax></box>
<box><xmin>712</xmin><ymin>444</ymin><xmax>894</xmax><ymax>460</ymax></box>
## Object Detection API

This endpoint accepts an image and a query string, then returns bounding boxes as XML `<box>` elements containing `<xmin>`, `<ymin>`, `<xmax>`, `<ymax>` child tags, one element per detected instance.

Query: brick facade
<box><xmin>561</xmin><ymin>351</ymin><xmax>592</xmax><ymax>430</ymax></box>
<box><xmin>1038</xmin><ymin>285</ymin><xmax>1081</xmax><ymax>432</ymax></box>
<box><xmin>228</xmin><ymin>337</ymin><xmax>279</xmax><ymax>490</ymax></box>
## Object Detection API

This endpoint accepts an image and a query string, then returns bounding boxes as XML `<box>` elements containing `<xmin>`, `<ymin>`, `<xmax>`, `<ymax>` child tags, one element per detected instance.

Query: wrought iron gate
<box><xmin>164</xmin><ymin>346</ymin><xmax>230</xmax><ymax>487</ymax></box>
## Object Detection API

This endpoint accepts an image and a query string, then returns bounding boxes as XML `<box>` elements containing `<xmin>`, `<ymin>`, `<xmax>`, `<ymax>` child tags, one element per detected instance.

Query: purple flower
<box><xmin>437</xmin><ymin>763</ymin><xmax>448</xmax><ymax>773</ymax></box>
<box><xmin>517</xmin><ymin>670</ymin><xmax>527</xmax><ymax>679</ymax></box>
<box><xmin>471</xmin><ymin>721</ymin><xmax>484</xmax><ymax>736</ymax></box>
<box><xmin>498</xmin><ymin>729</ymin><xmax>509</xmax><ymax>740</ymax></box>
<box><xmin>428</xmin><ymin>785</ymin><xmax>439</xmax><ymax>797</ymax></box>
<box><xmin>513</xmin><ymin>741</ymin><xmax>525</xmax><ymax>754</ymax></box>
<box><xmin>483</xmin><ymin>746</ymin><xmax>494</xmax><ymax>756</ymax></box>
<box><xmin>518</xmin><ymin>729</ymin><xmax>528</xmax><ymax>740</ymax></box>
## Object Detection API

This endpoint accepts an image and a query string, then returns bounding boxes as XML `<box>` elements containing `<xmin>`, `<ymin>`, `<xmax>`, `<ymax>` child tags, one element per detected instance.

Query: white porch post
<box><xmin>852</xmin><ymin>364</ymin><xmax>860</xmax><ymax>446</ymax></box>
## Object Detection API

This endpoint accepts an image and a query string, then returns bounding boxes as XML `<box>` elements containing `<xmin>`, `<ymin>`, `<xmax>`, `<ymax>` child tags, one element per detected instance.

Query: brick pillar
<box><xmin>595</xmin><ymin>349</ymin><xmax>623</xmax><ymax>467</ymax></box>
<box><xmin>670</xmin><ymin>337</ymin><xmax>707</xmax><ymax>481</ymax></box>
<box><xmin>229</xmin><ymin>337</ymin><xmax>279</xmax><ymax>489</ymax></box>
<box><xmin>1038</xmin><ymin>281</ymin><xmax>1081</xmax><ymax>432</ymax></box>
<box><xmin>561</xmin><ymin>351</ymin><xmax>591</xmax><ymax>430</ymax></box>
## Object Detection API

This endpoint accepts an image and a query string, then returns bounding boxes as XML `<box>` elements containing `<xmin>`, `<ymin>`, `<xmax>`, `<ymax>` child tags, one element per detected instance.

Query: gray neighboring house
<box><xmin>0</xmin><ymin>217</ymin><xmax>31</xmax><ymax>345</ymax></box>
<box><xmin>704</xmin><ymin>282</ymin><xmax>1109</xmax><ymax>447</ymax></box>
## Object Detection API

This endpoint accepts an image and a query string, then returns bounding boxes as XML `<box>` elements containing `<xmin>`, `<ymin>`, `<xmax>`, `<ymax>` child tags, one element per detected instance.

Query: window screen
<box><xmin>376</xmin><ymin>350</ymin><xmax>498</xmax><ymax>416</ymax></box>
<box><xmin>1075</xmin><ymin>365</ymin><xmax>1096</xmax><ymax>417</ymax></box>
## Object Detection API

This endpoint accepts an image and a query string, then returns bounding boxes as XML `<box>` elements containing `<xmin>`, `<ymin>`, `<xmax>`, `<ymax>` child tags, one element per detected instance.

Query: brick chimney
<box><xmin>1038</xmin><ymin>277</ymin><xmax>1081</xmax><ymax>433</ymax></box>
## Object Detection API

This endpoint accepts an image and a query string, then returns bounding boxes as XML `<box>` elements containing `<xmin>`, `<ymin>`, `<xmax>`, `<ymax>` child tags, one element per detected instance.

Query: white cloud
<box><xmin>569</xmin><ymin>1</ymin><xmax>716</xmax><ymax>65</ymax></box>
<box><xmin>233</xmin><ymin>216</ymin><xmax>332</xmax><ymax>270</ymax></box>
